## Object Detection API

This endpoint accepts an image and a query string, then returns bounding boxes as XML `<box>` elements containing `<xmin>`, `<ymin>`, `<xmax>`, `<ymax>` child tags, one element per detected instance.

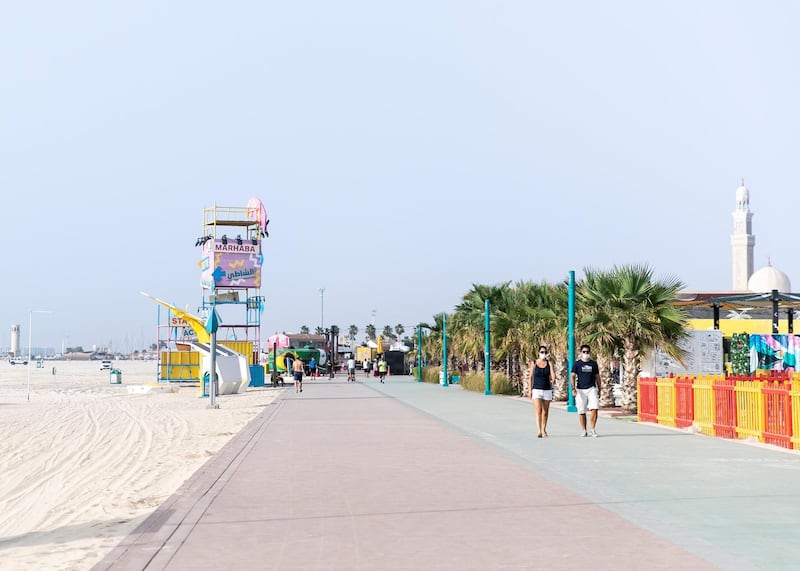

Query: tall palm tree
<box><xmin>420</xmin><ymin>313</ymin><xmax>446</xmax><ymax>365</ymax></box>
<box><xmin>365</xmin><ymin>323</ymin><xmax>376</xmax><ymax>340</ymax></box>
<box><xmin>382</xmin><ymin>325</ymin><xmax>395</xmax><ymax>340</ymax></box>
<box><xmin>348</xmin><ymin>324</ymin><xmax>358</xmax><ymax>344</ymax></box>
<box><xmin>580</xmin><ymin>264</ymin><xmax>688</xmax><ymax>414</ymax></box>
<box><xmin>516</xmin><ymin>280</ymin><xmax>569</xmax><ymax>399</ymax></box>
<box><xmin>300</xmin><ymin>325</ymin><xmax>309</xmax><ymax>334</ymax></box>
<box><xmin>452</xmin><ymin>282</ymin><xmax>510</xmax><ymax>372</ymax></box>
<box><xmin>394</xmin><ymin>324</ymin><xmax>405</xmax><ymax>339</ymax></box>
<box><xmin>577</xmin><ymin>270</ymin><xmax>624</xmax><ymax>407</ymax></box>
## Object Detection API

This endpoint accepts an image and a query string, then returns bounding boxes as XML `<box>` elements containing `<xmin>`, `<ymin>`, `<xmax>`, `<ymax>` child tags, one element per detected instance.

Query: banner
<box><xmin>201</xmin><ymin>239</ymin><xmax>262</xmax><ymax>289</ymax></box>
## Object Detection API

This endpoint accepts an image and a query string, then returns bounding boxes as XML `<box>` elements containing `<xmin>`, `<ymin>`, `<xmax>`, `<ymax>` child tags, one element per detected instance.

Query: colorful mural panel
<box><xmin>749</xmin><ymin>334</ymin><xmax>800</xmax><ymax>372</ymax></box>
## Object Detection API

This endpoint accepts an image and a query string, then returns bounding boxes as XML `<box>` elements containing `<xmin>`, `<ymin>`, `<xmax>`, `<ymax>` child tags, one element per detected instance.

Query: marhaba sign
<box><xmin>201</xmin><ymin>239</ymin><xmax>263</xmax><ymax>289</ymax></box>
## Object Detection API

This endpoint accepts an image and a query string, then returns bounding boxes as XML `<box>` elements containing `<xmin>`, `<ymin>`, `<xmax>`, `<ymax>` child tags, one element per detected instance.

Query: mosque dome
<box><xmin>748</xmin><ymin>264</ymin><xmax>791</xmax><ymax>293</ymax></box>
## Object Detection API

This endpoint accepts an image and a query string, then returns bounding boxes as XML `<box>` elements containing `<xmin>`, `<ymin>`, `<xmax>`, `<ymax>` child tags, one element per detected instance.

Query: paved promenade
<box><xmin>96</xmin><ymin>374</ymin><xmax>800</xmax><ymax>570</ymax></box>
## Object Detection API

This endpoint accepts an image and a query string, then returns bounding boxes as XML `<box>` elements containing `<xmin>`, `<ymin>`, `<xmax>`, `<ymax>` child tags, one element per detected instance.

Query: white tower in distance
<box><xmin>10</xmin><ymin>324</ymin><xmax>20</xmax><ymax>357</ymax></box>
<box><xmin>731</xmin><ymin>179</ymin><xmax>755</xmax><ymax>291</ymax></box>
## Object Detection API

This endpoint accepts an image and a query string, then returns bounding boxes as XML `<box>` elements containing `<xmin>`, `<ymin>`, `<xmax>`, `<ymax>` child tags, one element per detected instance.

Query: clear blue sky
<box><xmin>2</xmin><ymin>1</ymin><xmax>798</xmax><ymax>351</ymax></box>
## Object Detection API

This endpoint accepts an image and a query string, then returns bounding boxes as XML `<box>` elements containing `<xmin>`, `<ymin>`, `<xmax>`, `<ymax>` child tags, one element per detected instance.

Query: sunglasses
<box><xmin>581</xmin><ymin>351</ymin><xmax>590</xmax><ymax>354</ymax></box>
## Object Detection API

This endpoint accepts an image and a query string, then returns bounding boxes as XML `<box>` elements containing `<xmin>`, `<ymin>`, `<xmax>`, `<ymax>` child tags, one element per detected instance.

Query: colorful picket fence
<box><xmin>638</xmin><ymin>372</ymin><xmax>800</xmax><ymax>450</ymax></box>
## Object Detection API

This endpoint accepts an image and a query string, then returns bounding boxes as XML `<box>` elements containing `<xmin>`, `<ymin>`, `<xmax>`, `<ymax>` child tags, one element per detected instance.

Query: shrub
<box><xmin>457</xmin><ymin>371</ymin><xmax>517</xmax><ymax>395</ymax></box>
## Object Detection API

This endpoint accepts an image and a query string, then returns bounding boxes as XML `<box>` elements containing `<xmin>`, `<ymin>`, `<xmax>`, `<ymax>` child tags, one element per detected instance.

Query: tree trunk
<box><xmin>553</xmin><ymin>354</ymin><xmax>568</xmax><ymax>401</ymax></box>
<box><xmin>621</xmin><ymin>337</ymin><xmax>641</xmax><ymax>414</ymax></box>
<box><xmin>598</xmin><ymin>354</ymin><xmax>615</xmax><ymax>408</ymax></box>
<box><xmin>521</xmin><ymin>361</ymin><xmax>531</xmax><ymax>398</ymax></box>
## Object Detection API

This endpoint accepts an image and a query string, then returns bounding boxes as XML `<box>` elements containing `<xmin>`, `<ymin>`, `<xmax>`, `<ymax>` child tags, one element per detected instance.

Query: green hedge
<box><xmin>420</xmin><ymin>367</ymin><xmax>515</xmax><ymax>394</ymax></box>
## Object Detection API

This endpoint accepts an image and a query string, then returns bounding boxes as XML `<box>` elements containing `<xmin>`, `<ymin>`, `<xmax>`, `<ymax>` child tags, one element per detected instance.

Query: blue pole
<box><xmin>417</xmin><ymin>325</ymin><xmax>422</xmax><ymax>382</ymax></box>
<box><xmin>484</xmin><ymin>298</ymin><xmax>491</xmax><ymax>395</ymax></box>
<box><xmin>442</xmin><ymin>314</ymin><xmax>448</xmax><ymax>387</ymax></box>
<box><xmin>567</xmin><ymin>270</ymin><xmax>577</xmax><ymax>412</ymax></box>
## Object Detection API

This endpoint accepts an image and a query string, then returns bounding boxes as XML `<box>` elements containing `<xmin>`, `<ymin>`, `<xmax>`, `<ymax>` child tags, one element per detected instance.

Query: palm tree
<box><xmin>453</xmin><ymin>283</ymin><xmax>510</xmax><ymax>372</ymax></box>
<box><xmin>420</xmin><ymin>313</ymin><xmax>446</xmax><ymax>365</ymax></box>
<box><xmin>348</xmin><ymin>324</ymin><xmax>358</xmax><ymax>345</ymax></box>
<box><xmin>365</xmin><ymin>323</ymin><xmax>376</xmax><ymax>341</ymax></box>
<box><xmin>580</xmin><ymin>264</ymin><xmax>688</xmax><ymax>414</ymax></box>
<box><xmin>300</xmin><ymin>325</ymin><xmax>309</xmax><ymax>334</ymax></box>
<box><xmin>515</xmin><ymin>281</ymin><xmax>569</xmax><ymax>399</ymax></box>
<box><xmin>394</xmin><ymin>324</ymin><xmax>405</xmax><ymax>339</ymax></box>
<box><xmin>382</xmin><ymin>325</ymin><xmax>395</xmax><ymax>340</ymax></box>
<box><xmin>577</xmin><ymin>270</ymin><xmax>624</xmax><ymax>407</ymax></box>
<box><xmin>315</xmin><ymin>326</ymin><xmax>324</xmax><ymax>335</ymax></box>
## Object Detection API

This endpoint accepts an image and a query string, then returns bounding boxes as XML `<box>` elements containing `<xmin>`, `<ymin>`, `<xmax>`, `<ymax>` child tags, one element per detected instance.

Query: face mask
<box><xmin>539</xmin><ymin>352</ymin><xmax>548</xmax><ymax>360</ymax></box>
<box><xmin>581</xmin><ymin>352</ymin><xmax>590</xmax><ymax>361</ymax></box>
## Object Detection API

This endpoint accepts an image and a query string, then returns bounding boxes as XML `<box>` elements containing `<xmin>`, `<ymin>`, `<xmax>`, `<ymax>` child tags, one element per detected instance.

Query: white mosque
<box><xmin>730</xmin><ymin>180</ymin><xmax>792</xmax><ymax>293</ymax></box>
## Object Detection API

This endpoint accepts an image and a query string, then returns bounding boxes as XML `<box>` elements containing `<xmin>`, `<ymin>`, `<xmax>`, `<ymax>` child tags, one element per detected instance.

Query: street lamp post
<box><xmin>417</xmin><ymin>325</ymin><xmax>423</xmax><ymax>382</ymax></box>
<box><xmin>319</xmin><ymin>288</ymin><xmax>325</xmax><ymax>330</ymax></box>
<box><xmin>28</xmin><ymin>309</ymin><xmax>52</xmax><ymax>402</ymax></box>
<box><xmin>442</xmin><ymin>313</ymin><xmax>448</xmax><ymax>387</ymax></box>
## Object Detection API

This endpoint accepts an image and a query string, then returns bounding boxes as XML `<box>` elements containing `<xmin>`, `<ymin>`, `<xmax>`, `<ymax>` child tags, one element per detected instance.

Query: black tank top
<box><xmin>532</xmin><ymin>362</ymin><xmax>552</xmax><ymax>390</ymax></box>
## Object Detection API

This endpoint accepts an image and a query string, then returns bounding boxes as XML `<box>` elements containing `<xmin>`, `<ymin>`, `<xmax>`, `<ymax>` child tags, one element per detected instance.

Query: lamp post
<box><xmin>484</xmin><ymin>298</ymin><xmax>491</xmax><ymax>395</ymax></box>
<box><xmin>417</xmin><ymin>325</ymin><xmax>423</xmax><ymax>381</ymax></box>
<box><xmin>442</xmin><ymin>313</ymin><xmax>448</xmax><ymax>387</ymax></box>
<box><xmin>319</xmin><ymin>287</ymin><xmax>325</xmax><ymax>330</ymax></box>
<box><xmin>567</xmin><ymin>270</ymin><xmax>577</xmax><ymax>412</ymax></box>
<box><xmin>27</xmin><ymin>309</ymin><xmax>52</xmax><ymax>402</ymax></box>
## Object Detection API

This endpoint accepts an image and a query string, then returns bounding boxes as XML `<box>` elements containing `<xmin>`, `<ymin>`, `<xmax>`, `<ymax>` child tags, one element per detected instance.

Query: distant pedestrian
<box><xmin>377</xmin><ymin>356</ymin><xmax>388</xmax><ymax>383</ymax></box>
<box><xmin>292</xmin><ymin>358</ymin><xmax>305</xmax><ymax>393</ymax></box>
<box><xmin>528</xmin><ymin>345</ymin><xmax>554</xmax><ymax>438</ymax></box>
<box><xmin>309</xmin><ymin>356</ymin><xmax>317</xmax><ymax>378</ymax></box>
<box><xmin>363</xmin><ymin>358</ymin><xmax>371</xmax><ymax>377</ymax></box>
<box><xmin>571</xmin><ymin>344</ymin><xmax>600</xmax><ymax>437</ymax></box>
<box><xmin>347</xmin><ymin>357</ymin><xmax>356</xmax><ymax>381</ymax></box>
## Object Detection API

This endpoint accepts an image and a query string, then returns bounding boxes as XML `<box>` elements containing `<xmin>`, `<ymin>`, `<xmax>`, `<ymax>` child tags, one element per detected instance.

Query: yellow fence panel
<box><xmin>734</xmin><ymin>381</ymin><xmax>764</xmax><ymax>441</ymax></box>
<box><xmin>692</xmin><ymin>374</ymin><xmax>717</xmax><ymax>436</ymax></box>
<box><xmin>656</xmin><ymin>377</ymin><xmax>677</xmax><ymax>427</ymax></box>
<box><xmin>789</xmin><ymin>379</ymin><xmax>800</xmax><ymax>450</ymax></box>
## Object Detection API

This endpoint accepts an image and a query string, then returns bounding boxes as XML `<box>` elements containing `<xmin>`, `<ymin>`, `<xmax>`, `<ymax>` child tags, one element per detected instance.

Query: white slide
<box><xmin>188</xmin><ymin>341</ymin><xmax>252</xmax><ymax>394</ymax></box>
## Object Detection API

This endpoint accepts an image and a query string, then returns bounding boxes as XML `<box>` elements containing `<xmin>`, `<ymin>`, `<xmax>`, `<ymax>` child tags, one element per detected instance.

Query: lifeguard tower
<box><xmin>153</xmin><ymin>199</ymin><xmax>268</xmax><ymax>390</ymax></box>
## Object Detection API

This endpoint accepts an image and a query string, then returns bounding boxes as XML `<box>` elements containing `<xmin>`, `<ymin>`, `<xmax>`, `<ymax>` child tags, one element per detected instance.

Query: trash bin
<box><xmin>109</xmin><ymin>369</ymin><xmax>122</xmax><ymax>384</ymax></box>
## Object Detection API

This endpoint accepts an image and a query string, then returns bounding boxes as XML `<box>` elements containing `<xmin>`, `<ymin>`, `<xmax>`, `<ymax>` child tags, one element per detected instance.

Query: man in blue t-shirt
<box><xmin>571</xmin><ymin>344</ymin><xmax>601</xmax><ymax>437</ymax></box>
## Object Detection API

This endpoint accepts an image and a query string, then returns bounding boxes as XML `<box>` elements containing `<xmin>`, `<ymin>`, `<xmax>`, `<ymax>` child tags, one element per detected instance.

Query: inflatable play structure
<box><xmin>271</xmin><ymin>346</ymin><xmax>327</xmax><ymax>372</ymax></box>
<box><xmin>144</xmin><ymin>198</ymin><xmax>269</xmax><ymax>391</ymax></box>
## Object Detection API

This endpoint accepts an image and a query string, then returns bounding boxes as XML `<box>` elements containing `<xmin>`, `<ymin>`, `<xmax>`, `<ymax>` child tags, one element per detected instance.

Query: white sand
<box><xmin>0</xmin><ymin>360</ymin><xmax>280</xmax><ymax>570</ymax></box>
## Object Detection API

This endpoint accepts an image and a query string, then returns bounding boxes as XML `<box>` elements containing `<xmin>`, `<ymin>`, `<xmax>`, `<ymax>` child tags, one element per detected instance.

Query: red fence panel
<box><xmin>675</xmin><ymin>376</ymin><xmax>695</xmax><ymax>428</ymax></box>
<box><xmin>638</xmin><ymin>377</ymin><xmax>658</xmax><ymax>423</ymax></box>
<box><xmin>713</xmin><ymin>379</ymin><xmax>737</xmax><ymax>438</ymax></box>
<box><xmin>762</xmin><ymin>381</ymin><xmax>793</xmax><ymax>449</ymax></box>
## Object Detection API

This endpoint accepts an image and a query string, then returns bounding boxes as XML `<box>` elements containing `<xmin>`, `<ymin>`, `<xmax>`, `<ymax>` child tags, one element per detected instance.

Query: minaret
<box><xmin>731</xmin><ymin>179</ymin><xmax>755</xmax><ymax>290</ymax></box>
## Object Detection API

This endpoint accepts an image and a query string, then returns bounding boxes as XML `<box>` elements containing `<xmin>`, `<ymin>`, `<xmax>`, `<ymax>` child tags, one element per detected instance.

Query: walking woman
<box><xmin>528</xmin><ymin>345</ymin><xmax>554</xmax><ymax>438</ymax></box>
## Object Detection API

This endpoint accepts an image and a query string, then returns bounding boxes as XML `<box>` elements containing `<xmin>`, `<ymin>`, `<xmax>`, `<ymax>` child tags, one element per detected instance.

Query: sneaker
<box><xmin>590</xmin><ymin>430</ymin><xmax>597</xmax><ymax>438</ymax></box>
<box><xmin>580</xmin><ymin>431</ymin><xmax>588</xmax><ymax>437</ymax></box>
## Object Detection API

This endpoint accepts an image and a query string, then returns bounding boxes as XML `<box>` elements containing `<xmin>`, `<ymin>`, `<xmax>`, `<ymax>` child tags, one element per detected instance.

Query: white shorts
<box><xmin>576</xmin><ymin>386</ymin><xmax>599</xmax><ymax>413</ymax></box>
<box><xmin>531</xmin><ymin>389</ymin><xmax>553</xmax><ymax>401</ymax></box>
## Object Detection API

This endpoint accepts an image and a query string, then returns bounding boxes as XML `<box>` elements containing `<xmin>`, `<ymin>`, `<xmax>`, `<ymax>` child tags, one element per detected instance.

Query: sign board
<box><xmin>654</xmin><ymin>330</ymin><xmax>724</xmax><ymax>375</ymax></box>
<box><xmin>201</xmin><ymin>239</ymin><xmax>262</xmax><ymax>289</ymax></box>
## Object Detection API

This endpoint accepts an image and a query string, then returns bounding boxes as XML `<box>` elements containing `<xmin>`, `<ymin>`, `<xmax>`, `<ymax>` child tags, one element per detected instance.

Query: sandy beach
<box><xmin>0</xmin><ymin>360</ymin><xmax>281</xmax><ymax>570</ymax></box>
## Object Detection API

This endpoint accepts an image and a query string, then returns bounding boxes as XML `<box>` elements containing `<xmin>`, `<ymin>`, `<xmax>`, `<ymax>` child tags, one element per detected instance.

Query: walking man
<box><xmin>292</xmin><ymin>357</ymin><xmax>305</xmax><ymax>393</ymax></box>
<box><xmin>309</xmin><ymin>356</ymin><xmax>317</xmax><ymax>378</ymax></box>
<box><xmin>347</xmin><ymin>356</ymin><xmax>356</xmax><ymax>382</ymax></box>
<box><xmin>571</xmin><ymin>344</ymin><xmax>600</xmax><ymax>437</ymax></box>
<box><xmin>377</xmin><ymin>356</ymin><xmax>388</xmax><ymax>383</ymax></box>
